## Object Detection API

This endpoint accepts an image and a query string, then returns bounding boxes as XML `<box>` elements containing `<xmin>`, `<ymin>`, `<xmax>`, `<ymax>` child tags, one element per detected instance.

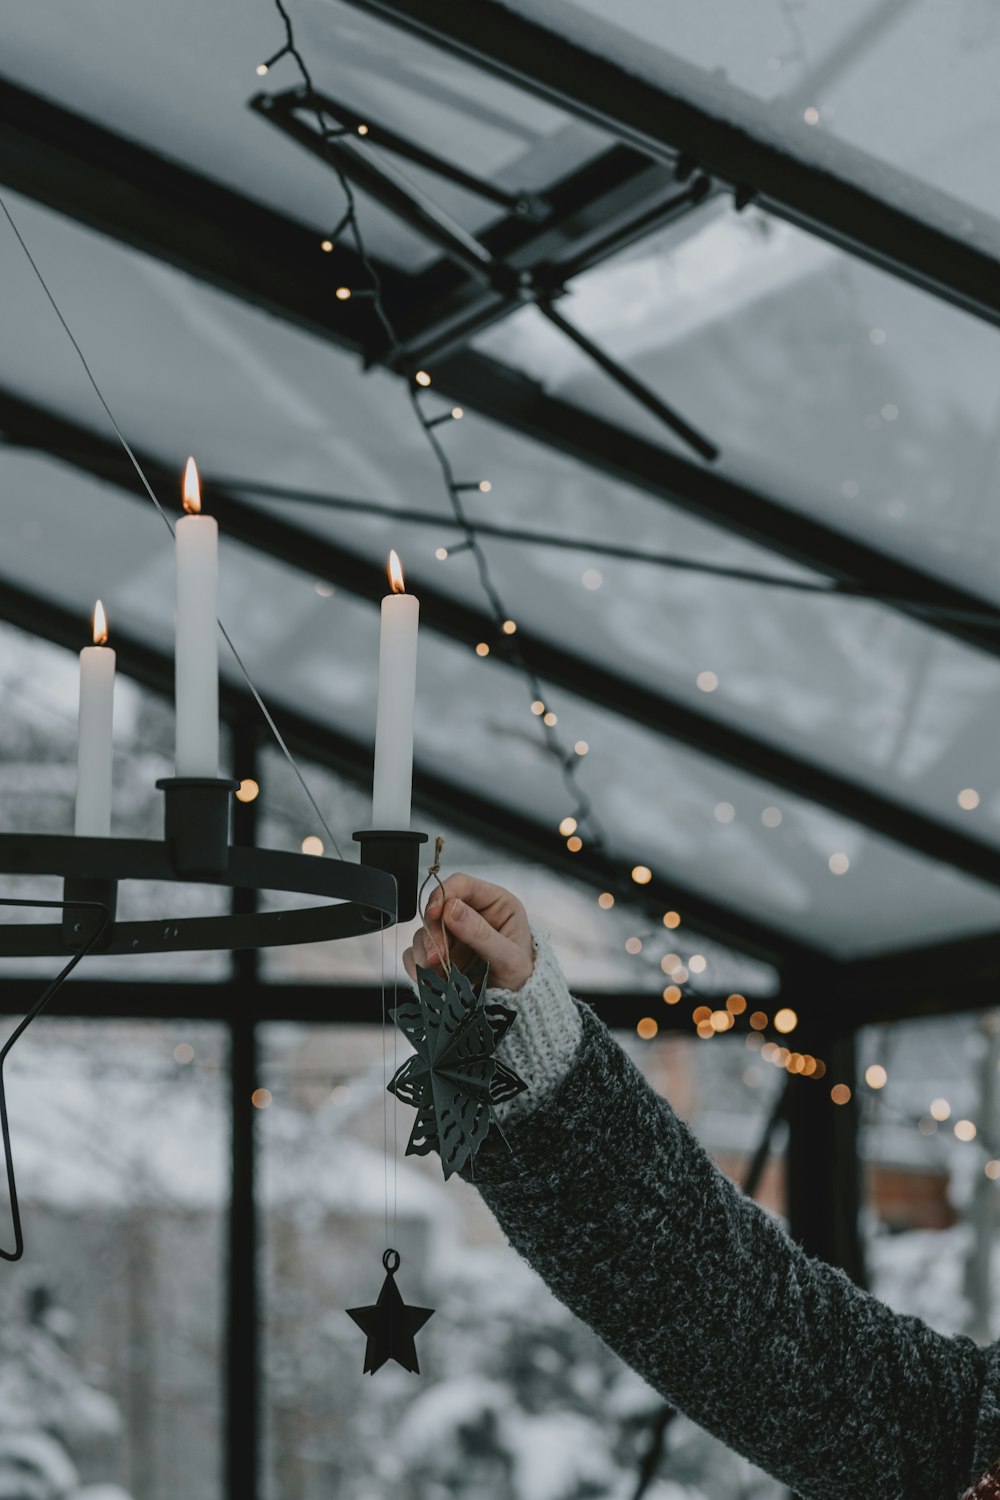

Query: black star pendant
<box><xmin>346</xmin><ymin>1249</ymin><xmax>434</xmax><ymax>1375</ymax></box>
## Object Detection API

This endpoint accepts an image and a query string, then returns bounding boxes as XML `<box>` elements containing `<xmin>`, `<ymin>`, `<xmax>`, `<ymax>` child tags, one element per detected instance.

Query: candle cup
<box><xmin>158</xmin><ymin>777</ymin><xmax>239</xmax><ymax>876</ymax></box>
<box><xmin>353</xmin><ymin>830</ymin><xmax>428</xmax><ymax>922</ymax></box>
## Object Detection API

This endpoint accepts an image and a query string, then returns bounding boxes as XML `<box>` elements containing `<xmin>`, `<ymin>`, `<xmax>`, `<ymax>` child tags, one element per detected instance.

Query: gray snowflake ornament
<box><xmin>388</xmin><ymin>962</ymin><xmax>527</xmax><ymax>1179</ymax></box>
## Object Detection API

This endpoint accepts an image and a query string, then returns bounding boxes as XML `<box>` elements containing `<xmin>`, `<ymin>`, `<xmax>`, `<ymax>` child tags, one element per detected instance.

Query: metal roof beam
<box><xmin>0</xmin><ymin>568</ymin><xmax>807</xmax><ymax>965</ymax></box>
<box><xmin>6</xmin><ymin>389</ymin><xmax>1000</xmax><ymax>898</ymax></box>
<box><xmin>336</xmin><ymin>0</ymin><xmax>1000</xmax><ymax>329</ymax></box>
<box><xmin>5</xmin><ymin>85</ymin><xmax>1000</xmax><ymax>660</ymax></box>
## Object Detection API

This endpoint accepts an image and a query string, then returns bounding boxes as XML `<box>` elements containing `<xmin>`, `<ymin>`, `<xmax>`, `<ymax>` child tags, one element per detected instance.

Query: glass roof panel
<box><xmin>4</xmin><ymin>194</ymin><xmax>1000</xmax><ymax>957</ymax></box>
<box><xmin>11</xmin><ymin>192</ymin><xmax>1000</xmax><ymax>861</ymax></box>
<box><xmin>1</xmin><ymin>0</ymin><xmax>611</xmax><ymax>270</ymax></box>
<box><xmin>255</xmin><ymin>747</ymin><xmax>779</xmax><ymax>997</ymax></box>
<box><xmin>500</xmin><ymin>0</ymin><xmax>1000</xmax><ymax>255</ymax></box>
<box><xmin>475</xmin><ymin>200</ymin><xmax>1000</xmax><ymax>605</ymax></box>
<box><xmin>2</xmin><ymin>454</ymin><xmax>999</xmax><ymax>959</ymax></box>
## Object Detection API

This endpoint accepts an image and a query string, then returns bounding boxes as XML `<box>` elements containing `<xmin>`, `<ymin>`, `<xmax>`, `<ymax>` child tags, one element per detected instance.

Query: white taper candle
<box><xmin>372</xmin><ymin>550</ymin><xmax>418</xmax><ymax>828</ymax></box>
<box><xmin>75</xmin><ymin>600</ymin><xmax>115</xmax><ymax>837</ymax></box>
<box><xmin>175</xmin><ymin>457</ymin><xmax>220</xmax><ymax>778</ymax></box>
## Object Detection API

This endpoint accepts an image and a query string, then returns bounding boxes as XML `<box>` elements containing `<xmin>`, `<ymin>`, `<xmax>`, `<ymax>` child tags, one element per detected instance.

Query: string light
<box><xmin>726</xmin><ymin>993</ymin><xmax>747</xmax><ymax>1015</ymax></box>
<box><xmin>958</xmin><ymin>788</ymin><xmax>981</xmax><ymax>810</ymax></box>
<box><xmin>865</xmin><ymin>1064</ymin><xmax>887</xmax><ymax>1089</ymax></box>
<box><xmin>828</xmin><ymin>852</ymin><xmax>850</xmax><ymax>875</ymax></box>
<box><xmin>260</xmin><ymin>0</ymin><xmax>613</xmax><ymax>910</ymax></box>
<box><xmin>559</xmin><ymin>817</ymin><xmax>577</xmax><ymax>836</ymax></box>
<box><xmin>174</xmin><ymin>1043</ymin><xmax>195</xmax><ymax>1064</ymax></box>
<box><xmin>930</xmin><ymin>1097</ymin><xmax>951</xmax><ymax>1121</ymax></box>
<box><xmin>566</xmin><ymin>835</ymin><xmax>583</xmax><ymax>852</ymax></box>
<box><xmin>502</xmin><ymin>619</ymin><xmax>517</xmax><ymax>634</ymax></box>
<box><xmin>625</xmin><ymin>936</ymin><xmax>643</xmax><ymax>954</ymax></box>
<box><xmin>831</xmin><ymin>1084</ymin><xmax>852</xmax><ymax>1105</ymax></box>
<box><xmin>320</xmin><ymin>238</ymin><xmax>334</xmax><ymax>253</ymax></box>
<box><xmin>749</xmin><ymin>1011</ymin><xmax>768</xmax><ymax>1030</ymax></box>
<box><xmin>475</xmin><ymin>642</ymin><xmax>490</xmax><ymax>657</ymax></box>
<box><xmin>955</xmin><ymin>1119</ymin><xmax>977</xmax><ymax>1142</ymax></box>
<box><xmin>637</xmin><ymin>1018</ymin><xmax>658</xmax><ymax>1040</ymax></box>
<box><xmin>662</xmin><ymin>985</ymin><xmax>681</xmax><ymax>1004</ymax></box>
<box><xmin>435</xmin><ymin>547</ymin><xmax>448</xmax><ymax>560</ymax></box>
<box><xmin>574</xmin><ymin>740</ymin><xmax>589</xmax><ymax>755</ymax></box>
<box><xmin>301</xmin><ymin>835</ymin><xmax>324</xmax><ymax>856</ymax></box>
<box><xmin>581</xmin><ymin>569</ymin><xmax>603</xmax><ymax>590</ymax></box>
<box><xmin>761</xmin><ymin>806</ymin><xmax>782</xmax><ymax>827</ymax></box>
<box><xmin>356</xmin><ymin>122</ymin><xmax>369</xmax><ymax>136</ymax></box>
<box><xmin>774</xmin><ymin>1007</ymin><xmax>798</xmax><ymax>1034</ymax></box>
<box><xmin>696</xmin><ymin>671</ymin><xmax>718</xmax><ymax>692</ymax></box>
<box><xmin>689</xmin><ymin>954</ymin><xmax>707</xmax><ymax>973</ymax></box>
<box><xmin>428</xmin><ymin>407</ymin><xmax>463</xmax><ymax>428</ymax></box>
<box><xmin>236</xmin><ymin>778</ymin><xmax>260</xmax><ymax>803</ymax></box>
<box><xmin>631</xmin><ymin>865</ymin><xmax>652</xmax><ymax>885</ymax></box>
<box><xmin>598</xmin><ymin>892</ymin><xmax>615</xmax><ymax>909</ymax></box>
<box><xmin>414</xmin><ymin>370</ymin><xmax>432</xmax><ymax>387</ymax></box>
<box><xmin>663</xmin><ymin>911</ymin><xmax>681</xmax><ymax>929</ymax></box>
<box><xmin>256</xmin><ymin>45</ymin><xmax>289</xmax><ymax>74</ymax></box>
<box><xmin>251</xmin><ymin>1088</ymin><xmax>273</xmax><ymax>1109</ymax></box>
<box><xmin>986</xmin><ymin>1160</ymin><xmax>1000</xmax><ymax>1180</ymax></box>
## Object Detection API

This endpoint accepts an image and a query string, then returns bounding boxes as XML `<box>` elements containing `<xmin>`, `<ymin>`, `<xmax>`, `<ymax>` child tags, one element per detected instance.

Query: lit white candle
<box><xmin>175</xmin><ymin>457</ymin><xmax>219</xmax><ymax>778</ymax></box>
<box><xmin>75</xmin><ymin>600</ymin><xmax>115</xmax><ymax>837</ymax></box>
<box><xmin>372</xmin><ymin>550</ymin><xmax>419</xmax><ymax>828</ymax></box>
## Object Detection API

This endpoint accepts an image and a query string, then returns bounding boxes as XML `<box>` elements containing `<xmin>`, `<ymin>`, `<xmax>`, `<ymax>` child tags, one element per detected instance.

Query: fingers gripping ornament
<box><xmin>389</xmin><ymin>839</ymin><xmax>528</xmax><ymax>1180</ymax></box>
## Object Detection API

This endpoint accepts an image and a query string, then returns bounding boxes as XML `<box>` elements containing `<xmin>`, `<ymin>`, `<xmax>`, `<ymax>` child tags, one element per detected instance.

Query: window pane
<box><xmin>0</xmin><ymin>1016</ymin><xmax>227</xmax><ymax>1498</ymax></box>
<box><xmin>260</xmin><ymin>1014</ymin><xmax>786</xmax><ymax>1500</ymax></box>
<box><xmin>497</xmin><ymin>0</ymin><xmax>1000</xmax><ymax>254</ymax></box>
<box><xmin>3</xmin><ymin>0</ymin><xmax>611</xmax><ymax>270</ymax></box>
<box><xmin>861</xmin><ymin>1010</ymin><xmax>1000</xmax><ymax>1344</ymax></box>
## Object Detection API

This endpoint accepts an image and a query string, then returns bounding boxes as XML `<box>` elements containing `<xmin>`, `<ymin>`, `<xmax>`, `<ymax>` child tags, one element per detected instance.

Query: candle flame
<box><xmin>182</xmin><ymin>456</ymin><xmax>202</xmax><ymax>515</ymax></box>
<box><xmin>387</xmin><ymin>549</ymin><xmax>406</xmax><ymax>594</ymax></box>
<box><xmin>92</xmin><ymin>599</ymin><xmax>108</xmax><ymax>645</ymax></box>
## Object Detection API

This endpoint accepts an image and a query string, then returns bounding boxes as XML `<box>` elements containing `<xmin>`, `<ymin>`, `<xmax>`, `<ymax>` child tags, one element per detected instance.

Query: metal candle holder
<box><xmin>0</xmin><ymin>777</ymin><xmax>427</xmax><ymax>956</ymax></box>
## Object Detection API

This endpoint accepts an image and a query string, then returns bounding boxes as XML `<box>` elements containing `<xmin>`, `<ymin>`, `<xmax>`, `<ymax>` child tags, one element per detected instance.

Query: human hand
<box><xmin>402</xmin><ymin>873</ymin><xmax>535</xmax><ymax>994</ymax></box>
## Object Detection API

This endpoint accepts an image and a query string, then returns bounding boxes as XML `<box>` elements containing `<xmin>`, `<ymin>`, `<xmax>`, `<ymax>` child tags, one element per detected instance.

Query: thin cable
<box><xmin>0</xmin><ymin>896</ymin><xmax>112</xmax><ymax>1261</ymax></box>
<box><xmin>0</xmin><ymin>191</ymin><xmax>344</xmax><ymax>859</ymax></box>
<box><xmin>393</xmin><ymin>913</ymin><xmax>399</xmax><ymax>1246</ymax></box>
<box><xmin>380</xmin><ymin>918</ymin><xmax>389</xmax><ymax>1249</ymax></box>
<box><xmin>0</xmin><ymin>195</ymin><xmax>173</xmax><ymax>533</ymax></box>
<box><xmin>217</xmin><ymin>624</ymin><xmax>342</xmax><ymax>859</ymax></box>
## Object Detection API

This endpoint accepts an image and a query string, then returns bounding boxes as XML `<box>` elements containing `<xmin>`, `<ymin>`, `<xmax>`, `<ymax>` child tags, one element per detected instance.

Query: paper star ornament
<box><xmin>388</xmin><ymin>962</ymin><xmax>527</xmax><ymax>1179</ymax></box>
<box><xmin>346</xmin><ymin>1250</ymin><xmax>433</xmax><ymax>1374</ymax></box>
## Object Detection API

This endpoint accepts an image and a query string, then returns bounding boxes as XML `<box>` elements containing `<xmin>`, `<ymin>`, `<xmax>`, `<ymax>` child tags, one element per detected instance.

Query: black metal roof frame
<box><xmin>9</xmin><ymin>390</ymin><xmax>1000</xmax><ymax>902</ymax></box>
<box><xmin>335</xmin><ymin>0</ymin><xmax>1000</xmax><ymax>329</ymax></box>
<box><xmin>0</xmin><ymin>24</ymin><xmax>990</xmax><ymax>1498</ymax></box>
<box><xmin>0</xmin><ymin>23</ymin><xmax>999</xmax><ymax>989</ymax></box>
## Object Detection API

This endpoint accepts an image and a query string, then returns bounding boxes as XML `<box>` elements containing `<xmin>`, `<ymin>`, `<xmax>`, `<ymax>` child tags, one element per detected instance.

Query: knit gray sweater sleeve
<box><xmin>467</xmin><ymin>934</ymin><xmax>996</xmax><ymax>1500</ymax></box>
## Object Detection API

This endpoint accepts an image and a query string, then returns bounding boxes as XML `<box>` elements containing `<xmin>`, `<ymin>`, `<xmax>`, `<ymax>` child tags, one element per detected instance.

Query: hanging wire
<box><xmin>0</xmin><ymin>896</ymin><xmax>112</xmax><ymax>1261</ymax></box>
<box><xmin>0</xmin><ymin>192</ymin><xmax>344</xmax><ymax>860</ymax></box>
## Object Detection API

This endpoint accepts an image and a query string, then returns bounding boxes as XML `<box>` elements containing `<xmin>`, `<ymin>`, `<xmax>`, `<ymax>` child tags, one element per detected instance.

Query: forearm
<box><xmin>472</xmin><ymin>949</ymin><xmax>985</xmax><ymax>1500</ymax></box>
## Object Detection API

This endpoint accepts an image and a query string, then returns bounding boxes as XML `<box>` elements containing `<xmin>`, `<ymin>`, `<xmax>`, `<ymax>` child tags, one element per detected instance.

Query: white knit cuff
<box><xmin>489</xmin><ymin>928</ymin><xmax>583</xmax><ymax>1125</ymax></box>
